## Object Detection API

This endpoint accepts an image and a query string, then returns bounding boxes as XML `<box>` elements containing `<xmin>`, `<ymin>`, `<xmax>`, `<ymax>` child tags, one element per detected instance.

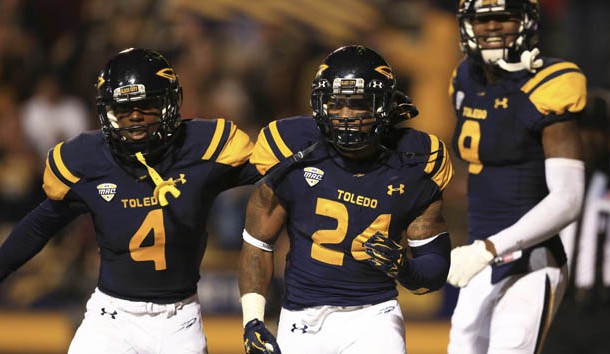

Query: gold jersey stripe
<box><xmin>269</xmin><ymin>121</ymin><xmax>293</xmax><ymax>158</ymax></box>
<box><xmin>42</xmin><ymin>159</ymin><xmax>70</xmax><ymax>200</ymax></box>
<box><xmin>521</xmin><ymin>62</ymin><xmax>580</xmax><ymax>94</ymax></box>
<box><xmin>52</xmin><ymin>142</ymin><xmax>79</xmax><ymax>183</ymax></box>
<box><xmin>448</xmin><ymin>68</ymin><xmax>457</xmax><ymax>97</ymax></box>
<box><xmin>528</xmin><ymin>71</ymin><xmax>587</xmax><ymax>115</ymax></box>
<box><xmin>43</xmin><ymin>159</ymin><xmax>70</xmax><ymax>200</ymax></box>
<box><xmin>216</xmin><ymin>124</ymin><xmax>254</xmax><ymax>167</ymax></box>
<box><xmin>250</xmin><ymin>128</ymin><xmax>281</xmax><ymax>175</ymax></box>
<box><xmin>424</xmin><ymin>134</ymin><xmax>440</xmax><ymax>174</ymax></box>
<box><xmin>201</xmin><ymin>118</ymin><xmax>226</xmax><ymax>160</ymax></box>
<box><xmin>432</xmin><ymin>142</ymin><xmax>454</xmax><ymax>191</ymax></box>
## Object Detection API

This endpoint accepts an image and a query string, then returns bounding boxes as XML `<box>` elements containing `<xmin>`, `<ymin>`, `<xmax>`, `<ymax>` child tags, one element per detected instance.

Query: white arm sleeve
<box><xmin>488</xmin><ymin>158</ymin><xmax>585</xmax><ymax>256</ymax></box>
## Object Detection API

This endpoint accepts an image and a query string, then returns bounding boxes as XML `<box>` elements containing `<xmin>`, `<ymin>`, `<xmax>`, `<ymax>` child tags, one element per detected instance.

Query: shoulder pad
<box><xmin>43</xmin><ymin>132</ymin><xmax>106</xmax><ymax>200</ymax></box>
<box><xmin>251</xmin><ymin>116</ymin><xmax>320</xmax><ymax>175</ymax></box>
<box><xmin>521</xmin><ymin>59</ymin><xmax>587</xmax><ymax>115</ymax></box>
<box><xmin>449</xmin><ymin>58</ymin><xmax>470</xmax><ymax>95</ymax></box>
<box><xmin>396</xmin><ymin>130</ymin><xmax>454</xmax><ymax>191</ymax></box>
<box><xmin>187</xmin><ymin>119</ymin><xmax>254</xmax><ymax>167</ymax></box>
<box><xmin>449</xmin><ymin>67</ymin><xmax>458</xmax><ymax>98</ymax></box>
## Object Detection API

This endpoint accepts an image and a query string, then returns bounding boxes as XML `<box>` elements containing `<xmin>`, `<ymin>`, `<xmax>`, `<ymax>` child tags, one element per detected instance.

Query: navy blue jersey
<box><xmin>450</xmin><ymin>57</ymin><xmax>587</xmax><ymax>282</ymax></box>
<box><xmin>41</xmin><ymin>119</ymin><xmax>258</xmax><ymax>302</ymax></box>
<box><xmin>251</xmin><ymin>116</ymin><xmax>453</xmax><ymax>309</ymax></box>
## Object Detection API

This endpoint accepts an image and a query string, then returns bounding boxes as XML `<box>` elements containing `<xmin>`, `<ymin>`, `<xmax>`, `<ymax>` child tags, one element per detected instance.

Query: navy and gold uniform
<box><xmin>1</xmin><ymin>118</ymin><xmax>258</xmax><ymax>303</ymax></box>
<box><xmin>252</xmin><ymin>116</ymin><xmax>452</xmax><ymax>309</ymax></box>
<box><xmin>450</xmin><ymin>57</ymin><xmax>587</xmax><ymax>282</ymax></box>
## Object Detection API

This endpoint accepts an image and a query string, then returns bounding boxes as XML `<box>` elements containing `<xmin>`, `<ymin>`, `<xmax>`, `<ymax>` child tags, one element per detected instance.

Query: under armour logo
<box><xmin>378</xmin><ymin>305</ymin><xmax>396</xmax><ymax>314</ymax></box>
<box><xmin>291</xmin><ymin>323</ymin><xmax>308</xmax><ymax>334</ymax></box>
<box><xmin>371</xmin><ymin>81</ymin><xmax>384</xmax><ymax>88</ymax></box>
<box><xmin>101</xmin><ymin>308</ymin><xmax>117</xmax><ymax>319</ymax></box>
<box><xmin>387</xmin><ymin>184</ymin><xmax>405</xmax><ymax>196</ymax></box>
<box><xmin>494</xmin><ymin>97</ymin><xmax>508</xmax><ymax>109</ymax></box>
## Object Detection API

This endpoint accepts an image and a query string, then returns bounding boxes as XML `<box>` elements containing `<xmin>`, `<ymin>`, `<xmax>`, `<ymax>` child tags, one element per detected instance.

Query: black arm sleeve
<box><xmin>397</xmin><ymin>232</ymin><xmax>451</xmax><ymax>294</ymax></box>
<box><xmin>0</xmin><ymin>199</ymin><xmax>84</xmax><ymax>282</ymax></box>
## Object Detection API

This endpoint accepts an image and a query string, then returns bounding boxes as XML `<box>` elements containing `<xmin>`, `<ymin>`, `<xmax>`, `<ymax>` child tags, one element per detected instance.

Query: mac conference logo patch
<box><xmin>97</xmin><ymin>183</ymin><xmax>117</xmax><ymax>202</ymax></box>
<box><xmin>303</xmin><ymin>167</ymin><xmax>324</xmax><ymax>187</ymax></box>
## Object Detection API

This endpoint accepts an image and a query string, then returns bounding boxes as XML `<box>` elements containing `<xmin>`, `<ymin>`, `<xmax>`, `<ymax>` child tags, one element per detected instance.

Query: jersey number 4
<box><xmin>129</xmin><ymin>209</ymin><xmax>167</xmax><ymax>270</ymax></box>
<box><xmin>311</xmin><ymin>197</ymin><xmax>390</xmax><ymax>266</ymax></box>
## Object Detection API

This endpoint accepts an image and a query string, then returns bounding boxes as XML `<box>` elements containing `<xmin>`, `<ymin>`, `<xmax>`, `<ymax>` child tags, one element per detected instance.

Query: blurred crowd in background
<box><xmin>0</xmin><ymin>0</ymin><xmax>609</xmax><ymax>328</ymax></box>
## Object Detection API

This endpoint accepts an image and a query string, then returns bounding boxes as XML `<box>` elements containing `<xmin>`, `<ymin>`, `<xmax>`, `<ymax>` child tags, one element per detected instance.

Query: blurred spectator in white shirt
<box><xmin>21</xmin><ymin>71</ymin><xmax>90</xmax><ymax>160</ymax></box>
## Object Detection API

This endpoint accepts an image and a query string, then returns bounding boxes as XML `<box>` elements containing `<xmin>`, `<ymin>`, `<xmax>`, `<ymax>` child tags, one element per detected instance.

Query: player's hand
<box><xmin>243</xmin><ymin>319</ymin><xmax>281</xmax><ymax>354</ymax></box>
<box><xmin>363</xmin><ymin>232</ymin><xmax>406</xmax><ymax>278</ymax></box>
<box><xmin>447</xmin><ymin>240</ymin><xmax>494</xmax><ymax>288</ymax></box>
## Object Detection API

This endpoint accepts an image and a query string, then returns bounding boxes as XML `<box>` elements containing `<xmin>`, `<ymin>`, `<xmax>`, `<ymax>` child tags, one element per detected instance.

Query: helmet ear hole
<box><xmin>96</xmin><ymin>48</ymin><xmax>182</xmax><ymax>162</ymax></box>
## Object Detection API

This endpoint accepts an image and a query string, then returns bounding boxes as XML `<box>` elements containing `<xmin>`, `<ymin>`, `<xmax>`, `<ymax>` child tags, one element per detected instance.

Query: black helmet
<box><xmin>311</xmin><ymin>45</ymin><xmax>417</xmax><ymax>152</ymax></box>
<box><xmin>96</xmin><ymin>48</ymin><xmax>183</xmax><ymax>161</ymax></box>
<box><xmin>458</xmin><ymin>0</ymin><xmax>540</xmax><ymax>65</ymax></box>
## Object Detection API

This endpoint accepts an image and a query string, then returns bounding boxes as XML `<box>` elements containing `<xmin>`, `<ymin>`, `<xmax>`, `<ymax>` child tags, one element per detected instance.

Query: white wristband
<box><xmin>243</xmin><ymin>229</ymin><xmax>275</xmax><ymax>252</ymax></box>
<box><xmin>241</xmin><ymin>292</ymin><xmax>266</xmax><ymax>327</ymax></box>
<box><xmin>408</xmin><ymin>232</ymin><xmax>446</xmax><ymax>248</ymax></box>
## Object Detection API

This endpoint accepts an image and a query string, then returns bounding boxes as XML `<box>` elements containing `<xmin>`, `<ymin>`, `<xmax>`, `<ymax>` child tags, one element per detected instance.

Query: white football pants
<box><xmin>448</xmin><ymin>263</ymin><xmax>568</xmax><ymax>354</ymax></box>
<box><xmin>68</xmin><ymin>288</ymin><xmax>207</xmax><ymax>354</ymax></box>
<box><xmin>277</xmin><ymin>299</ymin><xmax>406</xmax><ymax>354</ymax></box>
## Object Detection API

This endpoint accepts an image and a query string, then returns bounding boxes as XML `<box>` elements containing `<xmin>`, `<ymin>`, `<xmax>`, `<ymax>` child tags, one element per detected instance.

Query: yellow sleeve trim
<box><xmin>528</xmin><ymin>72</ymin><xmax>587</xmax><ymax>115</ymax></box>
<box><xmin>201</xmin><ymin>118</ymin><xmax>226</xmax><ymax>160</ymax></box>
<box><xmin>250</xmin><ymin>129</ymin><xmax>281</xmax><ymax>175</ymax></box>
<box><xmin>521</xmin><ymin>62</ymin><xmax>579</xmax><ymax>94</ymax></box>
<box><xmin>432</xmin><ymin>142</ymin><xmax>454</xmax><ymax>191</ymax></box>
<box><xmin>448</xmin><ymin>68</ymin><xmax>457</xmax><ymax>97</ymax></box>
<box><xmin>424</xmin><ymin>135</ymin><xmax>440</xmax><ymax>174</ymax></box>
<box><xmin>43</xmin><ymin>159</ymin><xmax>70</xmax><ymax>200</ymax></box>
<box><xmin>43</xmin><ymin>143</ymin><xmax>79</xmax><ymax>200</ymax></box>
<box><xmin>216</xmin><ymin>124</ymin><xmax>254</xmax><ymax>167</ymax></box>
<box><xmin>269</xmin><ymin>121</ymin><xmax>293</xmax><ymax>158</ymax></box>
<box><xmin>53</xmin><ymin>142</ymin><xmax>79</xmax><ymax>183</ymax></box>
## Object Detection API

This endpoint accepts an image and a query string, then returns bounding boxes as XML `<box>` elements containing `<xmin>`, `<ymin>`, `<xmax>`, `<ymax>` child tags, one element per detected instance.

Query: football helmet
<box><xmin>311</xmin><ymin>45</ymin><xmax>417</xmax><ymax>153</ymax></box>
<box><xmin>96</xmin><ymin>48</ymin><xmax>183</xmax><ymax>161</ymax></box>
<box><xmin>458</xmin><ymin>0</ymin><xmax>540</xmax><ymax>66</ymax></box>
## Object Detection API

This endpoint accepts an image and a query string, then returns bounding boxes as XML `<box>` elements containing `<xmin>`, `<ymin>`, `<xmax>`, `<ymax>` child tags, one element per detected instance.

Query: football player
<box><xmin>447</xmin><ymin>1</ymin><xmax>586</xmax><ymax>353</ymax></box>
<box><xmin>238</xmin><ymin>45</ymin><xmax>454</xmax><ymax>354</ymax></box>
<box><xmin>0</xmin><ymin>48</ymin><xmax>260</xmax><ymax>354</ymax></box>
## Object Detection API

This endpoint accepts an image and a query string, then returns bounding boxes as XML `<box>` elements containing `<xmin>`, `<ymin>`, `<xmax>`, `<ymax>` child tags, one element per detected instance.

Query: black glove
<box><xmin>363</xmin><ymin>232</ymin><xmax>406</xmax><ymax>278</ymax></box>
<box><xmin>243</xmin><ymin>319</ymin><xmax>281</xmax><ymax>354</ymax></box>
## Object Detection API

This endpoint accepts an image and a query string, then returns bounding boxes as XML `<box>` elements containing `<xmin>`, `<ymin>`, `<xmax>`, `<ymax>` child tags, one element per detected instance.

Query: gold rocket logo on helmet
<box><xmin>375</xmin><ymin>66</ymin><xmax>394</xmax><ymax>80</ymax></box>
<box><xmin>156</xmin><ymin>68</ymin><xmax>177</xmax><ymax>81</ymax></box>
<box><xmin>97</xmin><ymin>76</ymin><xmax>105</xmax><ymax>89</ymax></box>
<box><xmin>315</xmin><ymin>64</ymin><xmax>329</xmax><ymax>78</ymax></box>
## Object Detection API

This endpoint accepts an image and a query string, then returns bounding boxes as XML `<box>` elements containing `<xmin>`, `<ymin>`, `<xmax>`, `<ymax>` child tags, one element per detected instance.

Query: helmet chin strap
<box><xmin>480</xmin><ymin>48</ymin><xmax>506</xmax><ymax>65</ymax></box>
<box><xmin>497</xmin><ymin>48</ymin><xmax>543</xmax><ymax>73</ymax></box>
